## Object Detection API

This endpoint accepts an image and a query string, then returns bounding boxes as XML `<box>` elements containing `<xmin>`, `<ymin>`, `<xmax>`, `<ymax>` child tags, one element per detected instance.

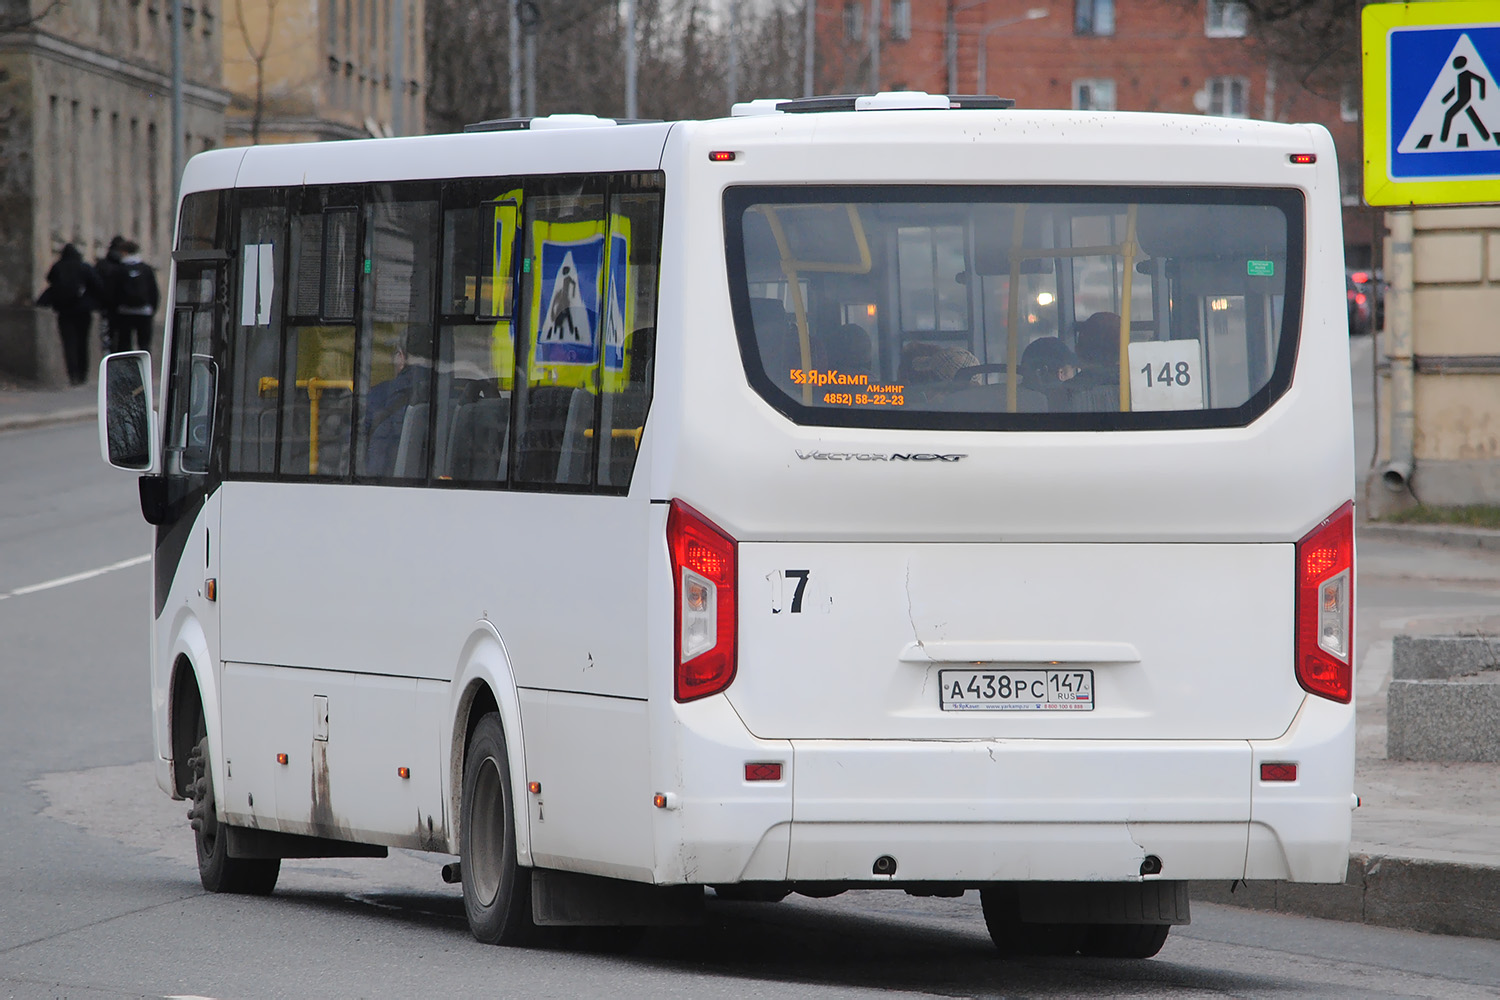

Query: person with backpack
<box><xmin>110</xmin><ymin>240</ymin><xmax>160</xmax><ymax>353</ymax></box>
<box><xmin>95</xmin><ymin>235</ymin><xmax>127</xmax><ymax>353</ymax></box>
<box><xmin>40</xmin><ymin>243</ymin><xmax>104</xmax><ymax>386</ymax></box>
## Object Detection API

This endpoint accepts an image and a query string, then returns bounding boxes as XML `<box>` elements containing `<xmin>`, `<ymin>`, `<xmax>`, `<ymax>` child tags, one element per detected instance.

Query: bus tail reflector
<box><xmin>1261</xmin><ymin>762</ymin><xmax>1298</xmax><ymax>782</ymax></box>
<box><xmin>668</xmin><ymin>500</ymin><xmax>737</xmax><ymax>702</ymax></box>
<box><xmin>1295</xmin><ymin>501</ymin><xmax>1354</xmax><ymax>703</ymax></box>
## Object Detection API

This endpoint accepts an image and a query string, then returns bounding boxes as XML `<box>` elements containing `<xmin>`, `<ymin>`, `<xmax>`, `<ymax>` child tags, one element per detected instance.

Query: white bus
<box><xmin>100</xmin><ymin>92</ymin><xmax>1356</xmax><ymax>959</ymax></box>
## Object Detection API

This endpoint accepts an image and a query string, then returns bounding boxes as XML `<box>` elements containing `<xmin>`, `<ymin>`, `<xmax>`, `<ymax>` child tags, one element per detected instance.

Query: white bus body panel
<box><xmin>637</xmin><ymin>112</ymin><xmax>1354</xmax><ymax>884</ymax></box>
<box><xmin>215</xmin><ymin>481</ymin><xmax>656</xmax><ymax>869</ymax></box>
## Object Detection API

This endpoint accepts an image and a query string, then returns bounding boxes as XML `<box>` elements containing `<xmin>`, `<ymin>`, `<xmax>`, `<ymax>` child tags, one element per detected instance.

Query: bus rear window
<box><xmin>724</xmin><ymin>186</ymin><xmax>1303</xmax><ymax>430</ymax></box>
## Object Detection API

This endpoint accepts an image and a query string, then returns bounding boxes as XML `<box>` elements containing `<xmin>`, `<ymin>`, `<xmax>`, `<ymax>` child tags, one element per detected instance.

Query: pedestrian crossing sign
<box><xmin>1364</xmin><ymin>2</ymin><xmax>1500</xmax><ymax>206</ymax></box>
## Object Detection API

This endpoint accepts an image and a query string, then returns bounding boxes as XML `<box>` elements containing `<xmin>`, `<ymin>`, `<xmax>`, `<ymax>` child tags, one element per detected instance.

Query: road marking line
<box><xmin>0</xmin><ymin>553</ymin><xmax>150</xmax><ymax>602</ymax></box>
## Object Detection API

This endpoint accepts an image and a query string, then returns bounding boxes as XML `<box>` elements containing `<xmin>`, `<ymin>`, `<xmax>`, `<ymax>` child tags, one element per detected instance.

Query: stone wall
<box><xmin>0</xmin><ymin>3</ymin><xmax>228</xmax><ymax>386</ymax></box>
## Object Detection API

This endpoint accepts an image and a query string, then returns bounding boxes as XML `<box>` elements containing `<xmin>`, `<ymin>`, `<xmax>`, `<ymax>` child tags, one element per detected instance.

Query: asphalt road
<box><xmin>4</xmin><ymin>414</ymin><xmax>1500</xmax><ymax>999</ymax></box>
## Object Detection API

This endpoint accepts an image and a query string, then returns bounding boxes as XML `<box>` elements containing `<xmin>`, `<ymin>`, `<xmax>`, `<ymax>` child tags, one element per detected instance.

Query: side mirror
<box><xmin>98</xmin><ymin>351</ymin><xmax>159</xmax><ymax>472</ymax></box>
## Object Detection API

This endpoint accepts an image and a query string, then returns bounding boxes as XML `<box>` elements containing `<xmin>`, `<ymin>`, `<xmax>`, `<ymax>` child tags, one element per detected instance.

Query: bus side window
<box><xmin>280</xmin><ymin>193</ymin><xmax>359</xmax><ymax>478</ymax></box>
<box><xmin>228</xmin><ymin>200</ymin><xmax>286</xmax><ymax>476</ymax></box>
<box><xmin>513</xmin><ymin>181</ymin><xmax>607</xmax><ymax>489</ymax></box>
<box><xmin>434</xmin><ymin>187</ymin><xmax>518</xmax><ymax>484</ymax></box>
<box><xmin>596</xmin><ymin>186</ymin><xmax>662</xmax><ymax>491</ymax></box>
<box><xmin>353</xmin><ymin>186</ymin><xmax>439</xmax><ymax>481</ymax></box>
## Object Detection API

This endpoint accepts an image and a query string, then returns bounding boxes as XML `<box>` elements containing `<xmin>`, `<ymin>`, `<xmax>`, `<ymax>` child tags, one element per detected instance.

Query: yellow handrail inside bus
<box><xmin>1117</xmin><ymin>204</ymin><xmax>1138</xmax><ymax>412</ymax></box>
<box><xmin>1006</xmin><ymin>205</ymin><xmax>1027</xmax><ymax>412</ymax></box>
<box><xmin>582</xmin><ymin>426</ymin><xmax>644</xmax><ymax>449</ymax></box>
<box><xmin>256</xmin><ymin>376</ymin><xmax>353</xmax><ymax>474</ymax></box>
<box><xmin>755</xmin><ymin>204</ymin><xmax>873</xmax><ymax>406</ymax></box>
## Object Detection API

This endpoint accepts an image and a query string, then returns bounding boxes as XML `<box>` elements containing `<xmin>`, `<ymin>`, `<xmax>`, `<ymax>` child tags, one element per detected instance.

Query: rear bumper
<box><xmin>657</xmin><ymin>694</ymin><xmax>1353</xmax><ymax>885</ymax></box>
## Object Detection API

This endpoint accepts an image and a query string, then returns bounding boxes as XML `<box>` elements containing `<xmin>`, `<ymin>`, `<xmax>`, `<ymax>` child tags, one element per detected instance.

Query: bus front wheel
<box><xmin>186</xmin><ymin>721</ymin><xmax>279</xmax><ymax>895</ymax></box>
<box><xmin>460</xmin><ymin>713</ymin><xmax>536</xmax><ymax>945</ymax></box>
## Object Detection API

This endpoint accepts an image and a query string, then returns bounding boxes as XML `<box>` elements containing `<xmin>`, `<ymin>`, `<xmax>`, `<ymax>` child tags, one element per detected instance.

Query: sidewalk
<box><xmin>3</xmin><ymin>379</ymin><xmax>1499</xmax><ymax>940</ymax></box>
<box><xmin>0</xmin><ymin>378</ymin><xmax>98</xmax><ymax>434</ymax></box>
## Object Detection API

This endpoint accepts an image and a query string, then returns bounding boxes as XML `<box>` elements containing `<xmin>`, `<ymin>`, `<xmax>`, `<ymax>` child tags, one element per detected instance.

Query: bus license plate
<box><xmin>938</xmin><ymin>669</ymin><xmax>1094</xmax><ymax>711</ymax></box>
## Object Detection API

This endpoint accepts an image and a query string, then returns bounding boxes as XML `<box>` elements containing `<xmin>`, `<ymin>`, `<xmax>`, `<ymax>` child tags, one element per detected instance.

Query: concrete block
<box><xmin>1411</xmin><ymin>375</ymin><xmax>1500</xmax><ymax>462</ymax></box>
<box><xmin>1411</xmin><ymin>288</ymin><xmax>1500</xmax><ymax>353</ymax></box>
<box><xmin>1414</xmin><ymin>205</ymin><xmax>1500</xmax><ymax>229</ymax></box>
<box><xmin>1362</xmin><ymin>855</ymin><xmax>1500</xmax><ymax>938</ymax></box>
<box><xmin>1273</xmin><ymin>871</ymin><xmax>1366</xmax><ymax>923</ymax></box>
<box><xmin>1413</xmin><ymin>232</ymin><xmax>1484</xmax><ymax>284</ymax></box>
<box><xmin>1387</xmin><ymin>674</ymin><xmax>1500</xmax><ymax>762</ymax></box>
<box><xmin>1489</xmin><ymin>234</ymin><xmax>1500</xmax><ymax>282</ymax></box>
<box><xmin>1197</xmin><ymin>855</ymin><xmax>1500</xmax><ymax>940</ymax></box>
<box><xmin>1392</xmin><ymin>635</ymin><xmax>1500</xmax><ymax>680</ymax></box>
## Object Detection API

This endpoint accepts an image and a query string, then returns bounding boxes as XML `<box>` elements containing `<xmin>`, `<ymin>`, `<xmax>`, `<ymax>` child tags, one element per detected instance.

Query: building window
<box><xmin>1206</xmin><ymin>76</ymin><xmax>1248</xmax><ymax>117</ymax></box>
<box><xmin>890</xmin><ymin>0</ymin><xmax>911</xmax><ymax>41</ymax></box>
<box><xmin>1075</xmin><ymin>0</ymin><xmax>1114</xmax><ymax>36</ymax></box>
<box><xmin>843</xmin><ymin>2</ymin><xmax>863</xmax><ymax>43</ymax></box>
<box><xmin>1205</xmin><ymin>0</ymin><xmax>1248</xmax><ymax>39</ymax></box>
<box><xmin>1073</xmin><ymin>78</ymin><xmax>1116</xmax><ymax>111</ymax></box>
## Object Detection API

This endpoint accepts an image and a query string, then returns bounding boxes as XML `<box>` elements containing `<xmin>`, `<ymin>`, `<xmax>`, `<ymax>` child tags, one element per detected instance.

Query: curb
<box><xmin>0</xmin><ymin>406</ymin><xmax>96</xmax><ymax>434</ymax></box>
<box><xmin>1191</xmin><ymin>854</ymin><xmax>1500</xmax><ymax>940</ymax></box>
<box><xmin>1360</xmin><ymin>521</ymin><xmax>1500</xmax><ymax>553</ymax></box>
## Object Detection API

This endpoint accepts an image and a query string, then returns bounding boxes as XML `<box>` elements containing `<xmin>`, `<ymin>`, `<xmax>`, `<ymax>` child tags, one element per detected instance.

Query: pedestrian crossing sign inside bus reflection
<box><xmin>1363</xmin><ymin>2</ymin><xmax>1500</xmax><ymax>206</ymax></box>
<box><xmin>530</xmin><ymin>221</ymin><xmax>605</xmax><ymax>378</ymax></box>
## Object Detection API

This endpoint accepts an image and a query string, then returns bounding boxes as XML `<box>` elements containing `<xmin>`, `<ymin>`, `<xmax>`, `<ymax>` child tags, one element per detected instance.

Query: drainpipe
<box><xmin>1383</xmin><ymin>210</ymin><xmax>1415</xmax><ymax>494</ymax></box>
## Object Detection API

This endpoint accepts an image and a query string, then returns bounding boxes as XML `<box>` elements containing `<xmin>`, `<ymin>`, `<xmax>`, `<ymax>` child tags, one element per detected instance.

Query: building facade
<box><xmin>222</xmin><ymin>0</ymin><xmax>424</xmax><ymax>146</ymax></box>
<box><xmin>814</xmin><ymin>0</ymin><xmax>1373</xmax><ymax>264</ymax></box>
<box><xmin>0</xmin><ymin>1</ymin><xmax>227</xmax><ymax>386</ymax></box>
<box><xmin>1369</xmin><ymin>207</ymin><xmax>1500</xmax><ymax>512</ymax></box>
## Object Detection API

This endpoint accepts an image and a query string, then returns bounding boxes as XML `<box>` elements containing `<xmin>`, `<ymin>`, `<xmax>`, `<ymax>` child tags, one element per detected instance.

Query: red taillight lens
<box><xmin>668</xmin><ymin>500</ymin><xmax>737</xmax><ymax>702</ymax></box>
<box><xmin>1295</xmin><ymin>501</ymin><xmax>1354</xmax><ymax>703</ymax></box>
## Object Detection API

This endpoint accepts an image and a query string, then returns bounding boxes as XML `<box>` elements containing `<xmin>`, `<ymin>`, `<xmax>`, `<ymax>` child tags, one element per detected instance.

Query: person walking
<box><xmin>109</xmin><ymin>240</ymin><xmax>160</xmax><ymax>353</ymax></box>
<box><xmin>40</xmin><ymin>243</ymin><xmax>103</xmax><ymax>386</ymax></box>
<box><xmin>95</xmin><ymin>235</ymin><xmax>127</xmax><ymax>353</ymax></box>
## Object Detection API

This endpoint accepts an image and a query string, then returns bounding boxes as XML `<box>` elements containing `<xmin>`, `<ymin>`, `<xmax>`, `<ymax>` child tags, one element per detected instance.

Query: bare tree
<box><xmin>0</xmin><ymin>0</ymin><xmax>66</xmax><ymax>35</ymax></box>
<box><xmin>1162</xmin><ymin>0</ymin><xmax>1365</xmax><ymax>104</ymax></box>
<box><xmin>425</xmin><ymin>0</ymin><xmax>809</xmax><ymax>132</ymax></box>
<box><xmin>234</xmin><ymin>0</ymin><xmax>280</xmax><ymax>144</ymax></box>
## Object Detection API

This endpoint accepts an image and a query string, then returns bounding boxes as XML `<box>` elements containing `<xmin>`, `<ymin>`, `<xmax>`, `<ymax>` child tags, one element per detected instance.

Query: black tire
<box><xmin>460</xmin><ymin>713</ymin><xmax>537</xmax><ymax>946</ymax></box>
<box><xmin>1079</xmin><ymin>922</ymin><xmax>1170</xmax><ymax>959</ymax></box>
<box><xmin>186</xmin><ymin>720</ymin><xmax>279</xmax><ymax>895</ymax></box>
<box><xmin>980</xmin><ymin>885</ymin><xmax>1084</xmax><ymax>957</ymax></box>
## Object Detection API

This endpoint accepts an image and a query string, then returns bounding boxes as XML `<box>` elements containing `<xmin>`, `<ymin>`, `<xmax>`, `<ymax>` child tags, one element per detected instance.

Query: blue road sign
<box><xmin>1390</xmin><ymin>24</ymin><xmax>1500</xmax><ymax>180</ymax></box>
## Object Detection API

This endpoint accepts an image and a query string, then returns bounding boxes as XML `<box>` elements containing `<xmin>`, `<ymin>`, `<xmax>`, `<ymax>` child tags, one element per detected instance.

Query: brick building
<box><xmin>813</xmin><ymin>0</ymin><xmax>1375</xmax><ymax>264</ymax></box>
<box><xmin>0</xmin><ymin>2</ymin><xmax>226</xmax><ymax>386</ymax></box>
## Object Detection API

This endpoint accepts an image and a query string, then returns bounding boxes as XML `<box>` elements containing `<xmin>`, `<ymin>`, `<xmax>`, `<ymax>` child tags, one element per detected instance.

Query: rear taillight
<box><xmin>667</xmin><ymin>500</ymin><xmax>737</xmax><ymax>702</ymax></box>
<box><xmin>1295</xmin><ymin>501</ymin><xmax>1354</xmax><ymax>703</ymax></box>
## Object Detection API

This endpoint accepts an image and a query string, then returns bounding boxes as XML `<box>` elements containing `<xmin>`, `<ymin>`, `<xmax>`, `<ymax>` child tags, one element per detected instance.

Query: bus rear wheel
<box><xmin>979</xmin><ymin>885</ymin><xmax>1085</xmax><ymax>957</ymax></box>
<box><xmin>186</xmin><ymin>724</ymin><xmax>279</xmax><ymax>895</ymax></box>
<box><xmin>1079</xmin><ymin>922</ymin><xmax>1170</xmax><ymax>958</ymax></box>
<box><xmin>460</xmin><ymin>713</ymin><xmax>537</xmax><ymax>945</ymax></box>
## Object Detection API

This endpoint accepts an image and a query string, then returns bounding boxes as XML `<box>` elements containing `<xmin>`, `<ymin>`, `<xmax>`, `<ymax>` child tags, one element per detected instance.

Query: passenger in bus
<box><xmin>362</xmin><ymin>330</ymin><xmax>432</xmax><ymax>476</ymax></box>
<box><xmin>1071</xmin><ymin>311</ymin><xmax>1123</xmax><ymax>411</ymax></box>
<box><xmin>750</xmin><ymin>298</ymin><xmax>800</xmax><ymax>391</ymax></box>
<box><xmin>1019</xmin><ymin>336</ymin><xmax>1080</xmax><ymax>411</ymax></box>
